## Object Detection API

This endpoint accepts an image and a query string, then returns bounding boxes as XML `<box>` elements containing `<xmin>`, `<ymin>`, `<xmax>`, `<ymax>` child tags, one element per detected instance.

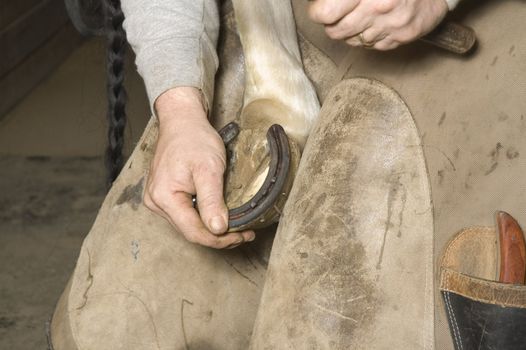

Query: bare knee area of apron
<box><xmin>50</xmin><ymin>120</ymin><xmax>273</xmax><ymax>350</ymax></box>
<box><xmin>249</xmin><ymin>79</ymin><xmax>433</xmax><ymax>349</ymax></box>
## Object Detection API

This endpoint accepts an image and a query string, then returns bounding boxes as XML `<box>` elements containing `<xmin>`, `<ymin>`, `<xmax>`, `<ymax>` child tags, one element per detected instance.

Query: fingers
<box><xmin>308</xmin><ymin>0</ymin><xmax>360</xmax><ymax>25</ymax></box>
<box><xmin>161</xmin><ymin>190</ymin><xmax>255</xmax><ymax>249</ymax></box>
<box><xmin>225</xmin><ymin>230</ymin><xmax>257</xmax><ymax>249</ymax></box>
<box><xmin>145</xmin><ymin>184</ymin><xmax>256</xmax><ymax>249</ymax></box>
<box><xmin>345</xmin><ymin>26</ymin><xmax>388</xmax><ymax>48</ymax></box>
<box><xmin>324</xmin><ymin>4</ymin><xmax>373</xmax><ymax>40</ymax></box>
<box><xmin>372</xmin><ymin>37</ymin><xmax>399</xmax><ymax>51</ymax></box>
<box><xmin>309</xmin><ymin>0</ymin><xmax>448</xmax><ymax>51</ymax></box>
<box><xmin>192</xmin><ymin>157</ymin><xmax>229</xmax><ymax>235</ymax></box>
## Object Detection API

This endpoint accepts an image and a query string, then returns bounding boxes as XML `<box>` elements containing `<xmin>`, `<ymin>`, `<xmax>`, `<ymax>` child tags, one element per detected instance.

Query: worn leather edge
<box><xmin>45</xmin><ymin>317</ymin><xmax>55</xmax><ymax>350</ymax></box>
<box><xmin>49</xmin><ymin>277</ymin><xmax>79</xmax><ymax>350</ymax></box>
<box><xmin>439</xmin><ymin>226</ymin><xmax>526</xmax><ymax>308</ymax></box>
<box><xmin>439</xmin><ymin>226</ymin><xmax>495</xmax><ymax>270</ymax></box>
<box><xmin>440</xmin><ymin>268</ymin><xmax>526</xmax><ymax>308</ymax></box>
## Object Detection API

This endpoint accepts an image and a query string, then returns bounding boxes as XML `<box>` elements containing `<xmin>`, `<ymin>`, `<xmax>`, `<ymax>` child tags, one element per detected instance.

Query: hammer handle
<box><xmin>497</xmin><ymin>211</ymin><xmax>526</xmax><ymax>285</ymax></box>
<box><xmin>306</xmin><ymin>0</ymin><xmax>476</xmax><ymax>54</ymax></box>
<box><xmin>420</xmin><ymin>21</ymin><xmax>476</xmax><ymax>54</ymax></box>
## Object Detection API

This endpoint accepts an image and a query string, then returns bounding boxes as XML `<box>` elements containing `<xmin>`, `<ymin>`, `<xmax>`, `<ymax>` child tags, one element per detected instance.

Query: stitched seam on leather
<box><xmin>442</xmin><ymin>228</ymin><xmax>477</xmax><ymax>264</ymax></box>
<box><xmin>446</xmin><ymin>276</ymin><xmax>464</xmax><ymax>350</ymax></box>
<box><xmin>444</xmin><ymin>292</ymin><xmax>462</xmax><ymax>350</ymax></box>
<box><xmin>444</xmin><ymin>269</ymin><xmax>525</xmax><ymax>290</ymax></box>
<box><xmin>441</xmin><ymin>287</ymin><xmax>526</xmax><ymax>308</ymax></box>
<box><xmin>440</xmin><ymin>227</ymin><xmax>493</xmax><ymax>269</ymax></box>
<box><xmin>440</xmin><ymin>268</ymin><xmax>526</xmax><ymax>308</ymax></box>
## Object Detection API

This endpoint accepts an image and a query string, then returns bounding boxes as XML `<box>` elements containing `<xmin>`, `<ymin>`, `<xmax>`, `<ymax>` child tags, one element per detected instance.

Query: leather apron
<box><xmin>290</xmin><ymin>0</ymin><xmax>526</xmax><ymax>348</ymax></box>
<box><xmin>49</xmin><ymin>1</ymin><xmax>526</xmax><ymax>349</ymax></box>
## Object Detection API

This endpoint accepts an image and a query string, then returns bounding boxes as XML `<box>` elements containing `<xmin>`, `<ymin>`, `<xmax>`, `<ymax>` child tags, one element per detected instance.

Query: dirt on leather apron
<box><xmin>292</xmin><ymin>0</ymin><xmax>526</xmax><ymax>348</ymax></box>
<box><xmin>49</xmin><ymin>1</ymin><xmax>526</xmax><ymax>349</ymax></box>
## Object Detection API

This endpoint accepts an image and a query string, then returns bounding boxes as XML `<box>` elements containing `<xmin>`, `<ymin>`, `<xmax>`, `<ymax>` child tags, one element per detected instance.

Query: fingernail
<box><xmin>210</xmin><ymin>216</ymin><xmax>226</xmax><ymax>234</ymax></box>
<box><xmin>246</xmin><ymin>232</ymin><xmax>256</xmax><ymax>242</ymax></box>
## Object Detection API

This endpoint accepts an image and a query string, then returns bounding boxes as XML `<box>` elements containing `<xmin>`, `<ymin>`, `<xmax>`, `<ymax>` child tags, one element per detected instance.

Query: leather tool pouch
<box><xmin>439</xmin><ymin>227</ymin><xmax>526</xmax><ymax>350</ymax></box>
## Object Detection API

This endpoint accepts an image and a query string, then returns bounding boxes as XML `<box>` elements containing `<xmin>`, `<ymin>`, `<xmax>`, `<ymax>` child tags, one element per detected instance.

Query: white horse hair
<box><xmin>232</xmin><ymin>0</ymin><xmax>320</xmax><ymax>148</ymax></box>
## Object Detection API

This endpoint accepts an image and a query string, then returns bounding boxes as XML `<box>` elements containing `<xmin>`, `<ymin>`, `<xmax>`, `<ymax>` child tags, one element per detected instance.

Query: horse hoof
<box><xmin>219</xmin><ymin>122</ymin><xmax>300</xmax><ymax>232</ymax></box>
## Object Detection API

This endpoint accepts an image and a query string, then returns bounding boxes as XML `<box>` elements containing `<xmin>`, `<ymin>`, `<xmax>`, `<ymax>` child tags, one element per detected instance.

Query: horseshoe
<box><xmin>194</xmin><ymin>122</ymin><xmax>296</xmax><ymax>232</ymax></box>
<box><xmin>223</xmin><ymin>122</ymin><xmax>293</xmax><ymax>231</ymax></box>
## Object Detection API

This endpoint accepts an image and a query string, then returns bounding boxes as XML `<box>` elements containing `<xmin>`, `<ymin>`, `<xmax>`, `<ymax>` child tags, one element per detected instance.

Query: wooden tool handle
<box><xmin>496</xmin><ymin>211</ymin><xmax>526</xmax><ymax>284</ymax></box>
<box><xmin>305</xmin><ymin>0</ymin><xmax>476</xmax><ymax>54</ymax></box>
<box><xmin>420</xmin><ymin>21</ymin><xmax>476</xmax><ymax>54</ymax></box>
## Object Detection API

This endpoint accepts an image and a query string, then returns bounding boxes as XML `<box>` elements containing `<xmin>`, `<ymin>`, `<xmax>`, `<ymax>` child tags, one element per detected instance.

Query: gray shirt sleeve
<box><xmin>121</xmin><ymin>0</ymin><xmax>220</xmax><ymax>114</ymax></box>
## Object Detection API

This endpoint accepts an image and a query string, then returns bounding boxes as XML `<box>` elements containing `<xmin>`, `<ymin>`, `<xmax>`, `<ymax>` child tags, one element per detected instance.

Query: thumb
<box><xmin>193</xmin><ymin>164</ymin><xmax>229</xmax><ymax>234</ymax></box>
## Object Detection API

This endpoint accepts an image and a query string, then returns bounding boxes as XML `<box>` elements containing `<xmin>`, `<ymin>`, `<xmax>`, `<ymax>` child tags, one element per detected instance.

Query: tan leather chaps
<box><xmin>50</xmin><ymin>1</ymin><xmax>526</xmax><ymax>349</ymax></box>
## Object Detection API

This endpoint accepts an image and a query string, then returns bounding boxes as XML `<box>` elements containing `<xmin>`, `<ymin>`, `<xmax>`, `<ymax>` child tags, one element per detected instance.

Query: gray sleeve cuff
<box><xmin>135</xmin><ymin>34</ymin><xmax>218</xmax><ymax>115</ymax></box>
<box><xmin>122</xmin><ymin>0</ymin><xmax>220</xmax><ymax>116</ymax></box>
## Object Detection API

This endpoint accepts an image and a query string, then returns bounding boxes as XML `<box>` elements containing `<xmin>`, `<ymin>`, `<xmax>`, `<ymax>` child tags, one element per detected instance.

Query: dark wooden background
<box><xmin>0</xmin><ymin>0</ymin><xmax>83</xmax><ymax>118</ymax></box>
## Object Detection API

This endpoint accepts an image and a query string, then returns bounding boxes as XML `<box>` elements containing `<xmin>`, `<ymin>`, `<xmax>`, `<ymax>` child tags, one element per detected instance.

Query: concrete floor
<box><xmin>0</xmin><ymin>38</ymin><xmax>150</xmax><ymax>349</ymax></box>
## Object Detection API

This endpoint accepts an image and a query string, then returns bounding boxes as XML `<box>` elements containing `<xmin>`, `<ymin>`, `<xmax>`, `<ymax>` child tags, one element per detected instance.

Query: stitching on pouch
<box><xmin>444</xmin><ymin>292</ymin><xmax>462</xmax><ymax>350</ymax></box>
<box><xmin>446</xmin><ymin>273</ymin><xmax>464</xmax><ymax>350</ymax></box>
<box><xmin>445</xmin><ymin>274</ymin><xmax>463</xmax><ymax>350</ymax></box>
<box><xmin>442</xmin><ymin>227</ymin><xmax>488</xmax><ymax>266</ymax></box>
<box><xmin>446</xmin><ymin>275</ymin><xmax>464</xmax><ymax>349</ymax></box>
<box><xmin>441</xmin><ymin>269</ymin><xmax>526</xmax><ymax>309</ymax></box>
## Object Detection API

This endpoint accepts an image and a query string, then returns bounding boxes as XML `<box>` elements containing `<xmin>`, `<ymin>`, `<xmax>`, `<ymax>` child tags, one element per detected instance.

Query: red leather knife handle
<box><xmin>497</xmin><ymin>211</ymin><xmax>526</xmax><ymax>284</ymax></box>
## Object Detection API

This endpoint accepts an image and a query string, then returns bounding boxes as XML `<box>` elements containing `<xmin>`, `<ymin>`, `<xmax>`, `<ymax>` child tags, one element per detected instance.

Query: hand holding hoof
<box><xmin>144</xmin><ymin>87</ymin><xmax>255</xmax><ymax>249</ymax></box>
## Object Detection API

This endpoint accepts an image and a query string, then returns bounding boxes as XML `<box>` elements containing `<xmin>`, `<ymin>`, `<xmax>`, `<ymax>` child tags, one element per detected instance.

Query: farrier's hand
<box><xmin>145</xmin><ymin>87</ymin><xmax>255</xmax><ymax>248</ymax></box>
<box><xmin>308</xmin><ymin>0</ymin><xmax>448</xmax><ymax>50</ymax></box>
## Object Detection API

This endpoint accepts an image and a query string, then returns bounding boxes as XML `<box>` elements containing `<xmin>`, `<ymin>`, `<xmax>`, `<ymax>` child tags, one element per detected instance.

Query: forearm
<box><xmin>121</xmin><ymin>0</ymin><xmax>220</xmax><ymax>115</ymax></box>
